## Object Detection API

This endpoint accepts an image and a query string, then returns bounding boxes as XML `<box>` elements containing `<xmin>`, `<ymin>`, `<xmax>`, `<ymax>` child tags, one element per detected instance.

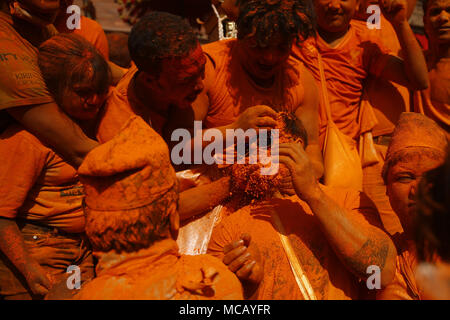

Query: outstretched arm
<box><xmin>377</xmin><ymin>0</ymin><xmax>429</xmax><ymax>90</ymax></box>
<box><xmin>295</xmin><ymin>65</ymin><xmax>324</xmax><ymax>179</ymax></box>
<box><xmin>278</xmin><ymin>143</ymin><xmax>397</xmax><ymax>287</ymax></box>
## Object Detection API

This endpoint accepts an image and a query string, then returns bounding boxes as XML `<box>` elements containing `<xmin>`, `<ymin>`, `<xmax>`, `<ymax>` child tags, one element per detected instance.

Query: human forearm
<box><xmin>305</xmin><ymin>144</ymin><xmax>324</xmax><ymax>179</ymax></box>
<box><xmin>7</xmin><ymin>103</ymin><xmax>98</xmax><ymax>168</ymax></box>
<box><xmin>393</xmin><ymin>20</ymin><xmax>429</xmax><ymax>90</ymax></box>
<box><xmin>304</xmin><ymin>188</ymin><xmax>397</xmax><ymax>286</ymax></box>
<box><xmin>178</xmin><ymin>177</ymin><xmax>231</xmax><ymax>221</ymax></box>
<box><xmin>0</xmin><ymin>218</ymin><xmax>37</xmax><ymax>277</ymax></box>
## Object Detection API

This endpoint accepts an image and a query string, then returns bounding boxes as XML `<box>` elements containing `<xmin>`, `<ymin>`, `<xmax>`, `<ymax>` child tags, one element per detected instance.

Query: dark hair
<box><xmin>237</xmin><ymin>0</ymin><xmax>316</xmax><ymax>46</ymax></box>
<box><xmin>415</xmin><ymin>148</ymin><xmax>450</xmax><ymax>262</ymax></box>
<box><xmin>280</xmin><ymin>112</ymin><xmax>309</xmax><ymax>148</ymax></box>
<box><xmin>128</xmin><ymin>11</ymin><xmax>199</xmax><ymax>76</ymax></box>
<box><xmin>38</xmin><ymin>33</ymin><xmax>111</xmax><ymax>104</ymax></box>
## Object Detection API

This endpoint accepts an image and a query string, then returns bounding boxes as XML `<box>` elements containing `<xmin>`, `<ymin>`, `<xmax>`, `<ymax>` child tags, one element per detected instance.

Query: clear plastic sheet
<box><xmin>175</xmin><ymin>169</ymin><xmax>223</xmax><ymax>255</ymax></box>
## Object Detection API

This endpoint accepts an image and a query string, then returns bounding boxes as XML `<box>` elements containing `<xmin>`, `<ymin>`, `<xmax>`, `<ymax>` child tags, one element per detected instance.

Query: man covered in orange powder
<box><xmin>74</xmin><ymin>116</ymin><xmax>243</xmax><ymax>300</ymax></box>
<box><xmin>191</xmin><ymin>0</ymin><xmax>324</xmax><ymax>178</ymax></box>
<box><xmin>377</xmin><ymin>112</ymin><xmax>448</xmax><ymax>299</ymax></box>
<box><xmin>414</xmin><ymin>0</ymin><xmax>450</xmax><ymax>138</ymax></box>
<box><xmin>290</xmin><ymin>0</ymin><xmax>430</xmax><ymax>237</ymax></box>
<box><xmin>96</xmin><ymin>12</ymin><xmax>232</xmax><ymax>222</ymax></box>
<box><xmin>0</xmin><ymin>0</ymin><xmax>98</xmax><ymax>166</ymax></box>
<box><xmin>208</xmin><ymin>118</ymin><xmax>397</xmax><ymax>300</ymax></box>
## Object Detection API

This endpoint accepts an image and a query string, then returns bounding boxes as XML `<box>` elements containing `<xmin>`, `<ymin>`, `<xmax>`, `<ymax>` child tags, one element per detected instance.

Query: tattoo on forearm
<box><xmin>345</xmin><ymin>238</ymin><xmax>389</xmax><ymax>278</ymax></box>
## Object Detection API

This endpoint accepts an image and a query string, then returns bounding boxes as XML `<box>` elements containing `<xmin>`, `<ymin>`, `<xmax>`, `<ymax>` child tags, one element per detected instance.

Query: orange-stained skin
<box><xmin>291</xmin><ymin>20</ymin><xmax>394</xmax><ymax>147</ymax></box>
<box><xmin>208</xmin><ymin>185</ymin><xmax>382</xmax><ymax>300</ymax></box>
<box><xmin>201</xmin><ymin>39</ymin><xmax>305</xmax><ymax>129</ymax></box>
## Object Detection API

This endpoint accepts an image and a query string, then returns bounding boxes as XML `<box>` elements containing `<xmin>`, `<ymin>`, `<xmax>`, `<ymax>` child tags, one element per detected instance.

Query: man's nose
<box><xmin>409</xmin><ymin>181</ymin><xmax>418</xmax><ymax>199</ymax></box>
<box><xmin>438</xmin><ymin>10</ymin><xmax>450</xmax><ymax>23</ymax></box>
<box><xmin>260</xmin><ymin>51</ymin><xmax>276</xmax><ymax>65</ymax></box>
<box><xmin>329</xmin><ymin>0</ymin><xmax>342</xmax><ymax>9</ymax></box>
<box><xmin>194</xmin><ymin>76</ymin><xmax>204</xmax><ymax>92</ymax></box>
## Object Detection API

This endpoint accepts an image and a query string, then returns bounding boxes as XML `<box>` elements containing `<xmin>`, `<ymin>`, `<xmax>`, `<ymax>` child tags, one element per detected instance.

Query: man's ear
<box><xmin>169</xmin><ymin>210</ymin><xmax>180</xmax><ymax>240</ymax></box>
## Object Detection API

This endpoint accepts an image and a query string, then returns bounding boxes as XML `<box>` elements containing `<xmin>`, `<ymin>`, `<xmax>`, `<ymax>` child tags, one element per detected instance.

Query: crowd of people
<box><xmin>0</xmin><ymin>0</ymin><xmax>448</xmax><ymax>300</ymax></box>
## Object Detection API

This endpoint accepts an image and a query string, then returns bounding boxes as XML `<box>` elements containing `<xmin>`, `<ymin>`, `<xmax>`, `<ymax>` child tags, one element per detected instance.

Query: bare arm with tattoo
<box><xmin>278</xmin><ymin>143</ymin><xmax>397</xmax><ymax>287</ymax></box>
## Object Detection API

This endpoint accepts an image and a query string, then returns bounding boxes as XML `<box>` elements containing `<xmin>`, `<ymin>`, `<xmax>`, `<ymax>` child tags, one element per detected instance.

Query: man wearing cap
<box><xmin>74</xmin><ymin>116</ymin><xmax>243</xmax><ymax>300</ymax></box>
<box><xmin>377</xmin><ymin>112</ymin><xmax>448</xmax><ymax>299</ymax></box>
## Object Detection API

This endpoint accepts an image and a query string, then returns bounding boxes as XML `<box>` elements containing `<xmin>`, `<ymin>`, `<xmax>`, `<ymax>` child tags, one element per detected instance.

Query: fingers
<box><xmin>33</xmin><ymin>284</ymin><xmax>50</xmax><ymax>296</ymax></box>
<box><xmin>223</xmin><ymin>244</ymin><xmax>247</xmax><ymax>266</ymax></box>
<box><xmin>252</xmin><ymin>105</ymin><xmax>278</xmax><ymax>119</ymax></box>
<box><xmin>278</xmin><ymin>155</ymin><xmax>296</xmax><ymax>173</ymax></box>
<box><xmin>235</xmin><ymin>260</ymin><xmax>256</xmax><ymax>279</ymax></box>
<box><xmin>240</xmin><ymin>233</ymin><xmax>251</xmax><ymax>247</ymax></box>
<box><xmin>228</xmin><ymin>251</ymin><xmax>251</xmax><ymax>272</ymax></box>
<box><xmin>255</xmin><ymin>116</ymin><xmax>277</xmax><ymax>128</ymax></box>
<box><xmin>223</xmin><ymin>239</ymin><xmax>244</xmax><ymax>255</ymax></box>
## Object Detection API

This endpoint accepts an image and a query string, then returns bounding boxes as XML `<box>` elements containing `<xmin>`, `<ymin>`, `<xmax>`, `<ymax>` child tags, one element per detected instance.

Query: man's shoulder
<box><xmin>202</xmin><ymin>39</ymin><xmax>236</xmax><ymax>67</ymax></box>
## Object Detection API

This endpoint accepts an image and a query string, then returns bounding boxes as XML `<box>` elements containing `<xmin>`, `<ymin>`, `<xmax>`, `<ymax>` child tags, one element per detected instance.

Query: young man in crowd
<box><xmin>290</xmin><ymin>0</ymin><xmax>429</xmax><ymax>236</ymax></box>
<box><xmin>377</xmin><ymin>112</ymin><xmax>448</xmax><ymax>299</ymax></box>
<box><xmin>191</xmin><ymin>0</ymin><xmax>324</xmax><ymax>178</ymax></box>
<box><xmin>96</xmin><ymin>12</ymin><xmax>231</xmax><ymax>221</ymax></box>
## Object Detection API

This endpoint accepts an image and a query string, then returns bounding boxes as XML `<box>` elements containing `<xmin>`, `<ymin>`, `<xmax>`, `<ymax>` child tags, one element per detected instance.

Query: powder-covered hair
<box><xmin>38</xmin><ymin>33</ymin><xmax>111</xmax><ymax>104</ymax></box>
<box><xmin>128</xmin><ymin>11</ymin><xmax>199</xmax><ymax>77</ymax></box>
<box><xmin>237</xmin><ymin>0</ymin><xmax>316</xmax><ymax>46</ymax></box>
<box><xmin>415</xmin><ymin>149</ymin><xmax>450</xmax><ymax>262</ymax></box>
<box><xmin>84</xmin><ymin>186</ymin><xmax>179</xmax><ymax>253</ymax></box>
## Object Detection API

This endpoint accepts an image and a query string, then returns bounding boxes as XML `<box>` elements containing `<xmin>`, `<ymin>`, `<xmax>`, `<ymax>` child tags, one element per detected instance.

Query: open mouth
<box><xmin>185</xmin><ymin>93</ymin><xmax>198</xmax><ymax>103</ymax></box>
<box><xmin>257</xmin><ymin>63</ymin><xmax>275</xmax><ymax>72</ymax></box>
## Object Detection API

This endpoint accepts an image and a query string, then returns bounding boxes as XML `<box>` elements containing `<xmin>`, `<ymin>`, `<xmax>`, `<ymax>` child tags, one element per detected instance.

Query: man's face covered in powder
<box><xmin>314</xmin><ymin>0</ymin><xmax>359</xmax><ymax>34</ymax></box>
<box><xmin>386</xmin><ymin>150</ymin><xmax>444</xmax><ymax>232</ymax></box>
<box><xmin>240</xmin><ymin>35</ymin><xmax>293</xmax><ymax>82</ymax></box>
<box><xmin>155</xmin><ymin>44</ymin><xmax>206</xmax><ymax>110</ymax></box>
<box><xmin>424</xmin><ymin>0</ymin><xmax>450</xmax><ymax>45</ymax></box>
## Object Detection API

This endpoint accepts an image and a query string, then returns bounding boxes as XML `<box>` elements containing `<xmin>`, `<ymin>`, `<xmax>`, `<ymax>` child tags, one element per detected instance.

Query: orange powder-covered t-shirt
<box><xmin>357</xmin><ymin>16</ymin><xmax>410</xmax><ymax>137</ymax></box>
<box><xmin>208</xmin><ymin>185</ymin><xmax>382</xmax><ymax>300</ymax></box>
<box><xmin>0</xmin><ymin>12</ymin><xmax>53</xmax><ymax>111</ymax></box>
<box><xmin>0</xmin><ymin>125</ymin><xmax>85</xmax><ymax>233</ymax></box>
<box><xmin>414</xmin><ymin>58</ymin><xmax>450</xmax><ymax>137</ymax></box>
<box><xmin>69</xmin><ymin>16</ymin><xmax>109</xmax><ymax>60</ymax></box>
<box><xmin>202</xmin><ymin>39</ymin><xmax>305</xmax><ymax>128</ymax></box>
<box><xmin>291</xmin><ymin>20</ymin><xmax>393</xmax><ymax>145</ymax></box>
<box><xmin>96</xmin><ymin>64</ymin><xmax>167</xmax><ymax>143</ymax></box>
